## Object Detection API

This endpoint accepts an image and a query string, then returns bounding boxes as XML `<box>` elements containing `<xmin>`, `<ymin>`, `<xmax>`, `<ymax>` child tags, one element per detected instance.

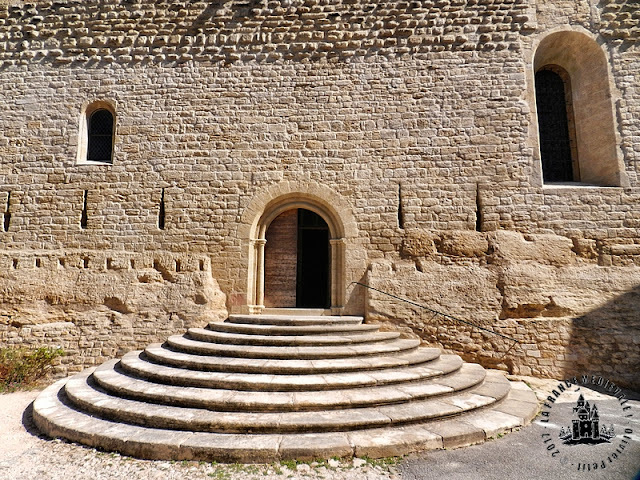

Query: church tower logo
<box><xmin>559</xmin><ymin>394</ymin><xmax>615</xmax><ymax>445</ymax></box>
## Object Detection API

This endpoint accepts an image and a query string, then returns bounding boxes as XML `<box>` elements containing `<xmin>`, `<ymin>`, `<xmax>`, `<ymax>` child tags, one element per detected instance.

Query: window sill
<box><xmin>542</xmin><ymin>182</ymin><xmax>623</xmax><ymax>192</ymax></box>
<box><xmin>75</xmin><ymin>160</ymin><xmax>114</xmax><ymax>166</ymax></box>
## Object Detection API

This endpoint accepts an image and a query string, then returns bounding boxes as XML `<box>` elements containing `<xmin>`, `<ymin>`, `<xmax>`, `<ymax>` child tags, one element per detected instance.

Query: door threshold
<box><xmin>262</xmin><ymin>308</ymin><xmax>332</xmax><ymax>316</ymax></box>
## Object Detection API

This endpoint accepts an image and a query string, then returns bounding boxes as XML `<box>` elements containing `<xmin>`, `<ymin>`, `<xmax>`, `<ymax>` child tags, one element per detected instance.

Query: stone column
<box><xmin>330</xmin><ymin>238</ymin><xmax>346</xmax><ymax>314</ymax></box>
<box><xmin>249</xmin><ymin>238</ymin><xmax>267</xmax><ymax>314</ymax></box>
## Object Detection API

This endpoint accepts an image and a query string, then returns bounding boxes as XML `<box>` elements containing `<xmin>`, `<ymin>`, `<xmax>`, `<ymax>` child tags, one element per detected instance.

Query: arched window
<box><xmin>535</xmin><ymin>66</ymin><xmax>578</xmax><ymax>182</ymax></box>
<box><xmin>532</xmin><ymin>31</ymin><xmax>628</xmax><ymax>187</ymax></box>
<box><xmin>87</xmin><ymin>109</ymin><xmax>114</xmax><ymax>163</ymax></box>
<box><xmin>77</xmin><ymin>101</ymin><xmax>116</xmax><ymax>165</ymax></box>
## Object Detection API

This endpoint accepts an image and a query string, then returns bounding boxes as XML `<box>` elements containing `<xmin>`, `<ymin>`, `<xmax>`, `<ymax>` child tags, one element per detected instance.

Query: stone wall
<box><xmin>0</xmin><ymin>250</ymin><xmax>227</xmax><ymax>376</ymax></box>
<box><xmin>365</xmin><ymin>230</ymin><xmax>640</xmax><ymax>391</ymax></box>
<box><xmin>0</xmin><ymin>0</ymin><xmax>638</xmax><ymax>383</ymax></box>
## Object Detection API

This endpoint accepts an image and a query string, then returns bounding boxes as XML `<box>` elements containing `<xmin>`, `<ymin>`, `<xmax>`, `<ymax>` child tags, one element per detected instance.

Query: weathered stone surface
<box><xmin>32</xmin><ymin>314</ymin><xmax>538</xmax><ymax>462</ymax></box>
<box><xmin>0</xmin><ymin>0</ymin><xmax>637</xmax><ymax>394</ymax></box>
<box><xmin>0</xmin><ymin>252</ymin><xmax>227</xmax><ymax>376</ymax></box>
<box><xmin>488</xmin><ymin>231</ymin><xmax>576</xmax><ymax>266</ymax></box>
<box><xmin>368</xmin><ymin>230</ymin><xmax>640</xmax><ymax>391</ymax></box>
<box><xmin>438</xmin><ymin>231</ymin><xmax>489</xmax><ymax>258</ymax></box>
<box><xmin>401</xmin><ymin>230</ymin><xmax>438</xmax><ymax>258</ymax></box>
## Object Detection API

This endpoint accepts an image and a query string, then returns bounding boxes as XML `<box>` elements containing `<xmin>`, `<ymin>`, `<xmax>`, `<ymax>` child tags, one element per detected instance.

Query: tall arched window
<box><xmin>532</xmin><ymin>31</ymin><xmax>628</xmax><ymax>187</ymax></box>
<box><xmin>87</xmin><ymin>109</ymin><xmax>114</xmax><ymax>163</ymax></box>
<box><xmin>535</xmin><ymin>66</ymin><xmax>578</xmax><ymax>183</ymax></box>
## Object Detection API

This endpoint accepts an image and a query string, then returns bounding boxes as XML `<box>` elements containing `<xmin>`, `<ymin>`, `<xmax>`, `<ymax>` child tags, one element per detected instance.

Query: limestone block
<box><xmin>401</xmin><ymin>230</ymin><xmax>437</xmax><ymax>258</ymax></box>
<box><xmin>499</xmin><ymin>263</ymin><xmax>640</xmax><ymax>319</ymax></box>
<box><xmin>571</xmin><ymin>237</ymin><xmax>598</xmax><ymax>259</ymax></box>
<box><xmin>367</xmin><ymin>259</ymin><xmax>502</xmax><ymax>325</ymax></box>
<box><xmin>437</xmin><ymin>231</ymin><xmax>488</xmax><ymax>258</ymax></box>
<box><xmin>488</xmin><ymin>231</ymin><xmax>576</xmax><ymax>266</ymax></box>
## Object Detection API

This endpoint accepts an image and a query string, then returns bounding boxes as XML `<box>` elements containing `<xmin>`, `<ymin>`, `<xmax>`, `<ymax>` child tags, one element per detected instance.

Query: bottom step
<box><xmin>33</xmin><ymin>378</ymin><xmax>538</xmax><ymax>463</ymax></box>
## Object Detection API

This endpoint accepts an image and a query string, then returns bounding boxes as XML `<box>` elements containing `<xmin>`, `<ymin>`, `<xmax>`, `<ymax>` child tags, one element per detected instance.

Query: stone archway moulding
<box><xmin>526</xmin><ymin>26</ymin><xmax>629</xmax><ymax>188</ymax></box>
<box><xmin>238</xmin><ymin>180</ymin><xmax>358</xmax><ymax>314</ymax></box>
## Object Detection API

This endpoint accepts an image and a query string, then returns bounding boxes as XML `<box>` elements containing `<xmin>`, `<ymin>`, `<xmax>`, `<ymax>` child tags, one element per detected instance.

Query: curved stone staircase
<box><xmin>33</xmin><ymin>314</ymin><xmax>539</xmax><ymax>462</ymax></box>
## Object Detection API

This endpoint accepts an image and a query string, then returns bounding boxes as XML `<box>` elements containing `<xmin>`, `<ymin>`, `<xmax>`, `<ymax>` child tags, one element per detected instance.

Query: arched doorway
<box><xmin>244</xmin><ymin>185</ymin><xmax>352</xmax><ymax>315</ymax></box>
<box><xmin>264</xmin><ymin>209</ymin><xmax>330</xmax><ymax>308</ymax></box>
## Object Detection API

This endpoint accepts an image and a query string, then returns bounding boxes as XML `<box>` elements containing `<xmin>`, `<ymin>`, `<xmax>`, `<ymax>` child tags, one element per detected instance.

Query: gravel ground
<box><xmin>0</xmin><ymin>390</ymin><xmax>399</xmax><ymax>480</ymax></box>
<box><xmin>2</xmin><ymin>376</ymin><xmax>638</xmax><ymax>480</ymax></box>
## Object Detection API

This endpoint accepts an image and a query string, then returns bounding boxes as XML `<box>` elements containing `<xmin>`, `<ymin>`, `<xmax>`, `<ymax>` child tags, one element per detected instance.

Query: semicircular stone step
<box><xmin>33</xmin><ymin>374</ymin><xmax>539</xmax><ymax>462</ymax></box>
<box><xmin>208</xmin><ymin>321</ymin><xmax>381</xmax><ymax>336</ymax></box>
<box><xmin>33</xmin><ymin>313</ymin><xmax>540</xmax><ymax>462</ymax></box>
<box><xmin>165</xmin><ymin>334</ymin><xmax>421</xmax><ymax>359</ymax></box>
<box><xmin>227</xmin><ymin>314</ymin><xmax>364</xmax><ymax>326</ymax></box>
<box><xmin>64</xmin><ymin>368</ymin><xmax>505</xmax><ymax>434</ymax></box>
<box><xmin>94</xmin><ymin>357</ymin><xmax>479</xmax><ymax>410</ymax></box>
<box><xmin>143</xmin><ymin>343</ymin><xmax>443</xmax><ymax>374</ymax></box>
<box><xmin>119</xmin><ymin>351</ymin><xmax>468</xmax><ymax>391</ymax></box>
<box><xmin>186</xmin><ymin>328</ymin><xmax>401</xmax><ymax>346</ymax></box>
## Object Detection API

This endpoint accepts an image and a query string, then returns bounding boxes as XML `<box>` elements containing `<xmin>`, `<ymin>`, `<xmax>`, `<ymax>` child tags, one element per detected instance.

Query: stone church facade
<box><xmin>0</xmin><ymin>0</ymin><xmax>638</xmax><ymax>390</ymax></box>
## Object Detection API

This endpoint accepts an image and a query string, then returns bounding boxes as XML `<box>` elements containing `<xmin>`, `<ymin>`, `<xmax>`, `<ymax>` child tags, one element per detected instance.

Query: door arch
<box><xmin>245</xmin><ymin>192</ymin><xmax>349</xmax><ymax>314</ymax></box>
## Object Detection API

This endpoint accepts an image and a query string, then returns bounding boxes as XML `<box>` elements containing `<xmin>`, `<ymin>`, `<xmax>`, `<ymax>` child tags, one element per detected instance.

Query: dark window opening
<box><xmin>3</xmin><ymin>191</ymin><xmax>10</xmax><ymax>232</ymax></box>
<box><xmin>475</xmin><ymin>184</ymin><xmax>483</xmax><ymax>232</ymax></box>
<box><xmin>397</xmin><ymin>183</ymin><xmax>404</xmax><ymax>230</ymax></box>
<box><xmin>80</xmin><ymin>190</ymin><xmax>88</xmax><ymax>229</ymax></box>
<box><xmin>535</xmin><ymin>67</ymin><xmax>578</xmax><ymax>183</ymax></box>
<box><xmin>87</xmin><ymin>109</ymin><xmax>114</xmax><ymax>163</ymax></box>
<box><xmin>158</xmin><ymin>188</ymin><xmax>166</xmax><ymax>230</ymax></box>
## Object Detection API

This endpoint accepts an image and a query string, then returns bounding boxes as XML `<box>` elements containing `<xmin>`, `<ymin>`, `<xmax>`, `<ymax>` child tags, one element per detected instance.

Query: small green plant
<box><xmin>0</xmin><ymin>346</ymin><xmax>65</xmax><ymax>392</ymax></box>
<box><xmin>360</xmin><ymin>455</ymin><xmax>401</xmax><ymax>469</ymax></box>
<box><xmin>280</xmin><ymin>459</ymin><xmax>299</xmax><ymax>470</ymax></box>
<box><xmin>207</xmin><ymin>470</ymin><xmax>231</xmax><ymax>480</ymax></box>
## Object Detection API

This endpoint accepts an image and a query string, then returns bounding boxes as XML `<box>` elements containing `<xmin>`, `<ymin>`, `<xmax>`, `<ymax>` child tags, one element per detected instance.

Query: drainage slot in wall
<box><xmin>3</xmin><ymin>191</ymin><xmax>11</xmax><ymax>232</ymax></box>
<box><xmin>106</xmin><ymin>258</ymin><xmax>113</xmax><ymax>270</ymax></box>
<box><xmin>397</xmin><ymin>183</ymin><xmax>404</xmax><ymax>230</ymax></box>
<box><xmin>175</xmin><ymin>259</ymin><xmax>181</xmax><ymax>272</ymax></box>
<box><xmin>158</xmin><ymin>188</ymin><xmax>166</xmax><ymax>230</ymax></box>
<box><xmin>199</xmin><ymin>260</ymin><xmax>205</xmax><ymax>271</ymax></box>
<box><xmin>81</xmin><ymin>190</ymin><xmax>88</xmax><ymax>229</ymax></box>
<box><xmin>35</xmin><ymin>258</ymin><xmax>41</xmax><ymax>268</ymax></box>
<box><xmin>83</xmin><ymin>257</ymin><xmax>89</xmax><ymax>268</ymax></box>
<box><xmin>12</xmin><ymin>259</ymin><xmax>18</xmax><ymax>269</ymax></box>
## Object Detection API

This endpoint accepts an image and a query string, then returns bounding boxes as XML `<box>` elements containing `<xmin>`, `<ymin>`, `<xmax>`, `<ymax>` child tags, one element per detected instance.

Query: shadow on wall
<box><xmin>563</xmin><ymin>285</ymin><xmax>640</xmax><ymax>391</ymax></box>
<box><xmin>363</xmin><ymin>258</ymin><xmax>640</xmax><ymax>393</ymax></box>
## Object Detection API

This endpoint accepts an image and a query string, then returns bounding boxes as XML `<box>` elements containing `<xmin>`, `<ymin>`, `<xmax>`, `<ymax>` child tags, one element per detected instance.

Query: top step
<box><xmin>227</xmin><ymin>315</ymin><xmax>364</xmax><ymax>326</ymax></box>
<box><xmin>208</xmin><ymin>322</ymin><xmax>380</xmax><ymax>336</ymax></box>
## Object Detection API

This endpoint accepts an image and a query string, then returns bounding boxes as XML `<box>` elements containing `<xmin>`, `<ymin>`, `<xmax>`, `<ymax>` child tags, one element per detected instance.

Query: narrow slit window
<box><xmin>158</xmin><ymin>188</ymin><xmax>166</xmax><ymax>230</ymax></box>
<box><xmin>397</xmin><ymin>183</ymin><xmax>404</xmax><ymax>230</ymax></box>
<box><xmin>3</xmin><ymin>191</ymin><xmax>10</xmax><ymax>232</ymax></box>
<box><xmin>475</xmin><ymin>184</ymin><xmax>483</xmax><ymax>232</ymax></box>
<box><xmin>87</xmin><ymin>109</ymin><xmax>114</xmax><ymax>163</ymax></box>
<box><xmin>81</xmin><ymin>190</ymin><xmax>88</xmax><ymax>229</ymax></box>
